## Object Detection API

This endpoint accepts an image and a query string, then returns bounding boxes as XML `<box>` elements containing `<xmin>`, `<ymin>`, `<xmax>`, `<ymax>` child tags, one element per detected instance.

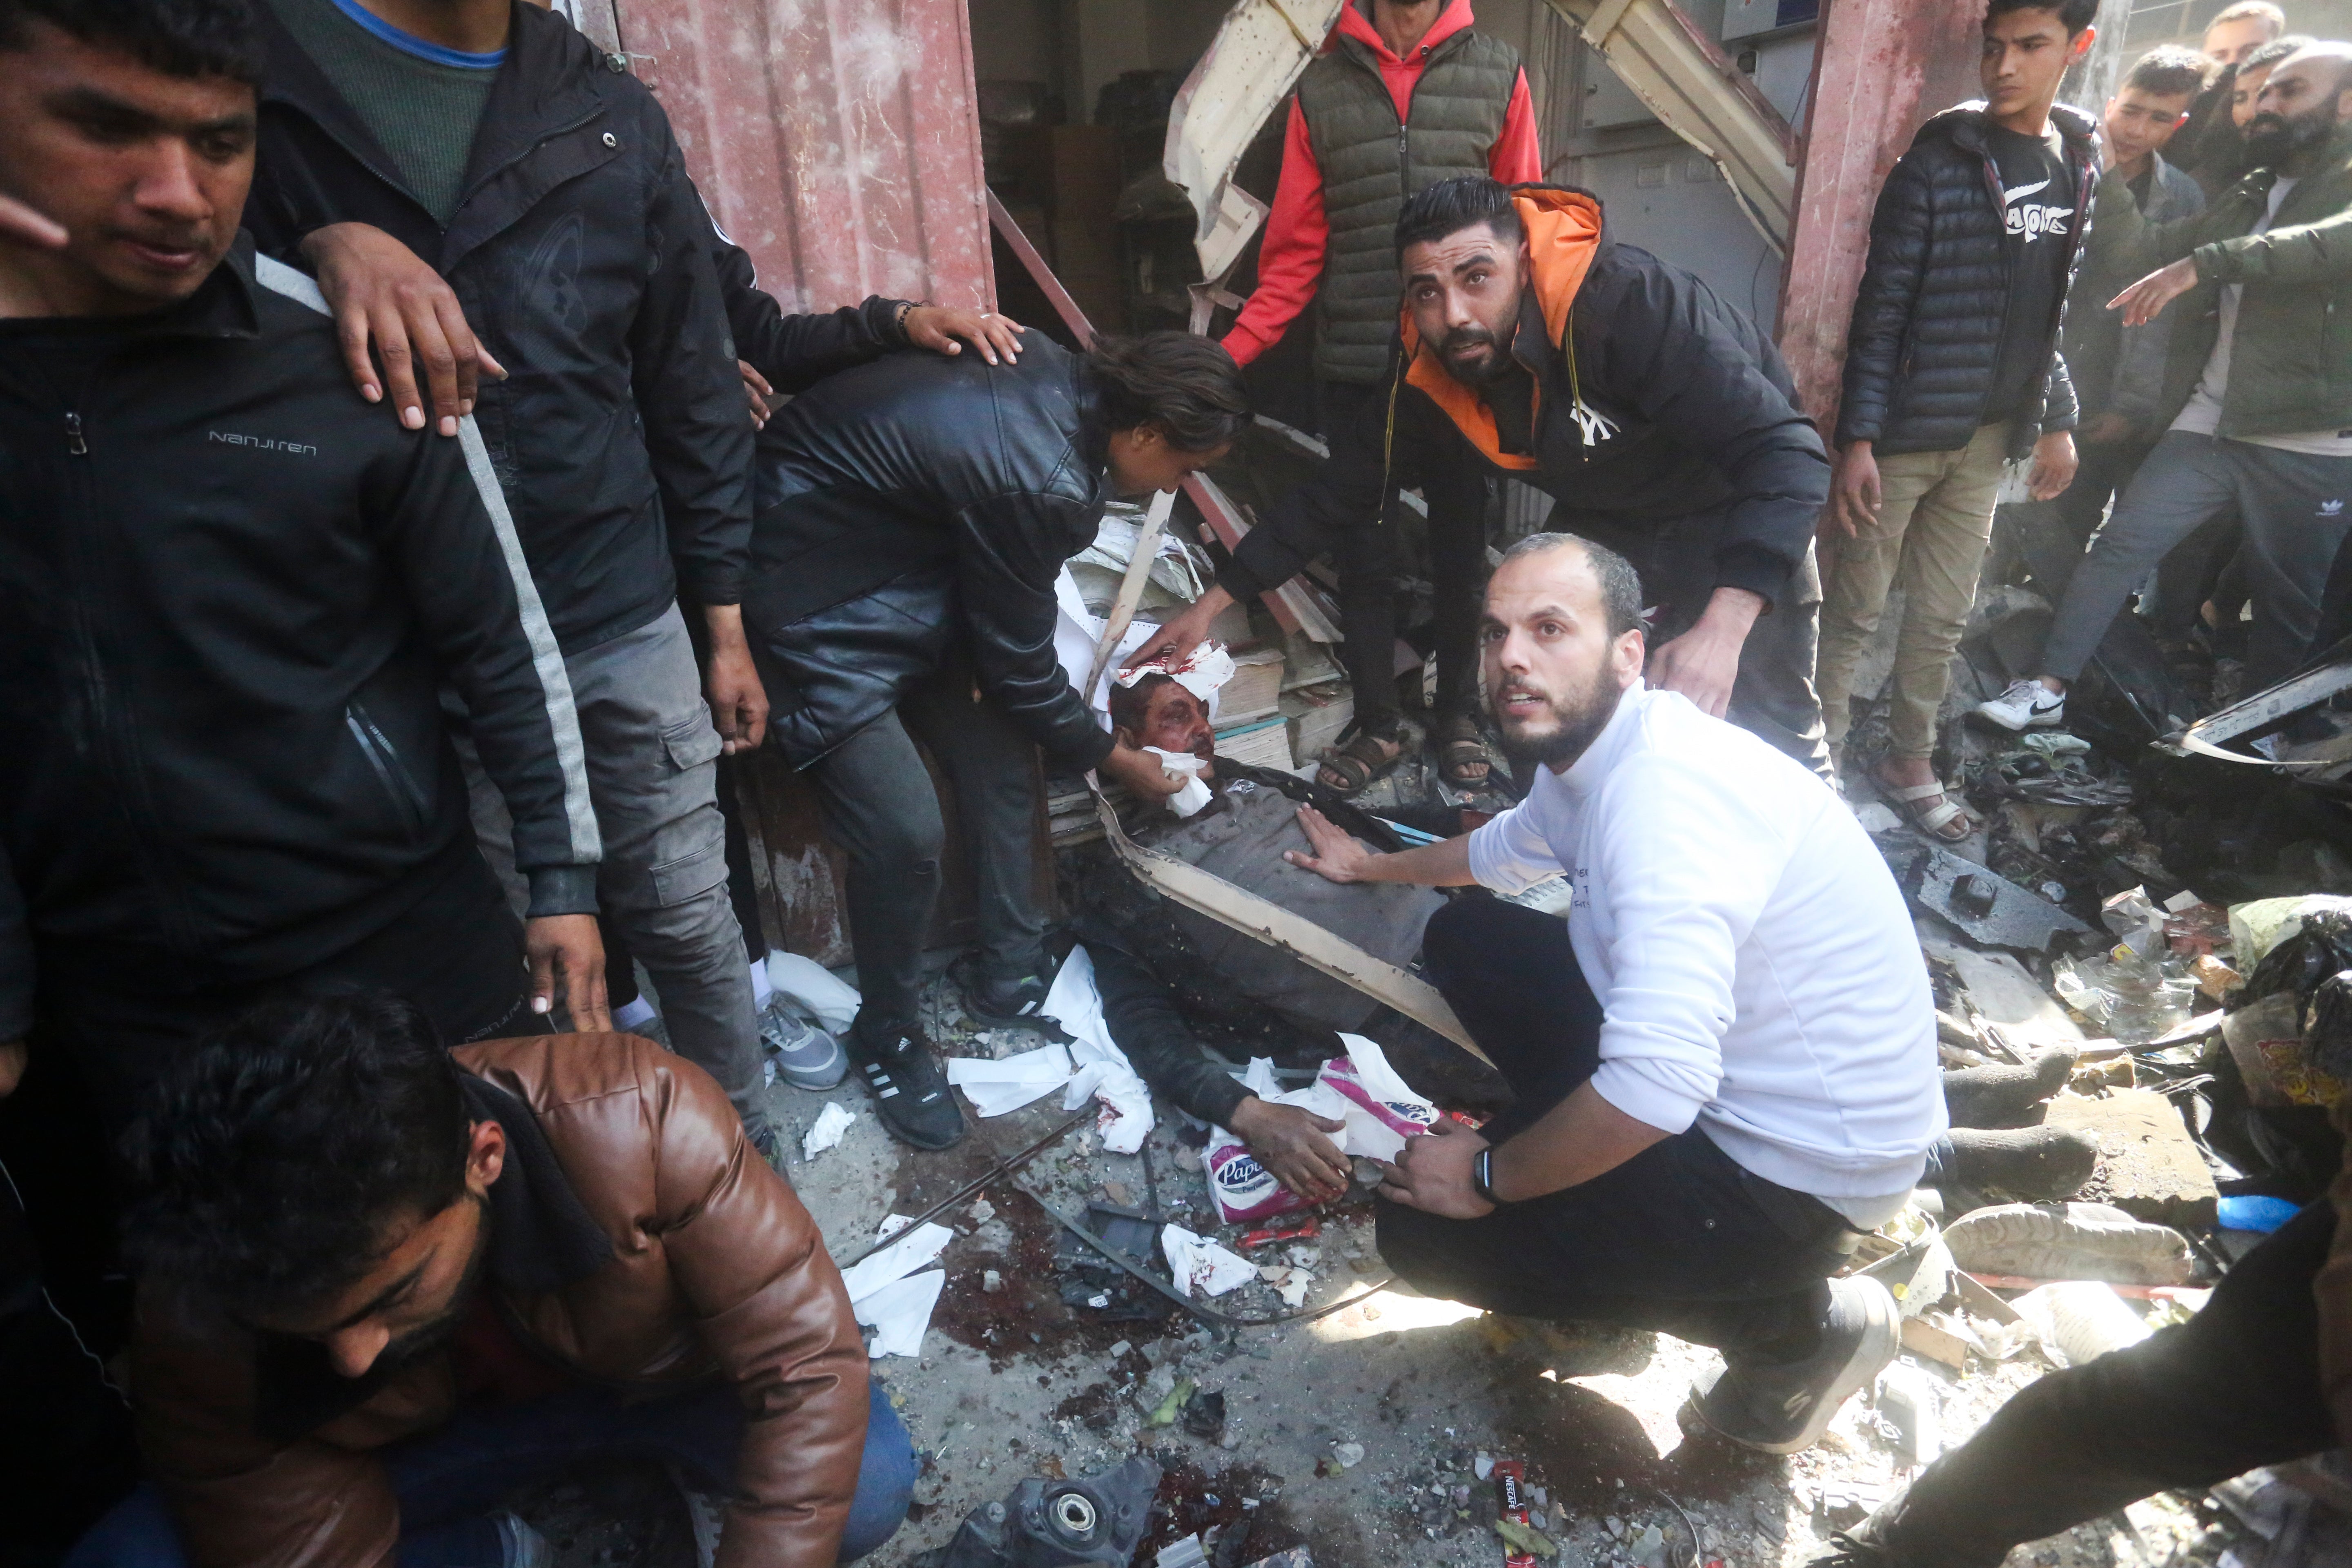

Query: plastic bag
<box><xmin>2225</xmin><ymin>903</ymin><xmax>2352</xmax><ymax>1099</ymax></box>
<box><xmin>1203</xmin><ymin>1042</ymin><xmax>1439</xmax><ymax>1222</ymax></box>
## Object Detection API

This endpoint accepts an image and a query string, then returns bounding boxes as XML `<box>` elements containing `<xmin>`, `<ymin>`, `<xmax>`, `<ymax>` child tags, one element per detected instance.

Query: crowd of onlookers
<box><xmin>2</xmin><ymin>0</ymin><xmax>2352</xmax><ymax>1564</ymax></box>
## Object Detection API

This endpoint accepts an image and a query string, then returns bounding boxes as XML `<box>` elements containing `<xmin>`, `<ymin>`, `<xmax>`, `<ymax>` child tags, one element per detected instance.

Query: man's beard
<box><xmin>1488</xmin><ymin>660</ymin><xmax>1626</xmax><ymax>771</ymax></box>
<box><xmin>1437</xmin><ymin>318</ymin><xmax>1518</xmax><ymax>387</ymax></box>
<box><xmin>2245</xmin><ymin>102</ymin><xmax>2339</xmax><ymax>165</ymax></box>
<box><xmin>371</xmin><ymin>1198</ymin><xmax>492</xmax><ymax>1377</ymax></box>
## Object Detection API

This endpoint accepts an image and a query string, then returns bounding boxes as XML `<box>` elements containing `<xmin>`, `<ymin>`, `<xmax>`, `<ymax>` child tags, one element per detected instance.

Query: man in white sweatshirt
<box><xmin>1285</xmin><ymin>531</ymin><xmax>1946</xmax><ymax>1454</ymax></box>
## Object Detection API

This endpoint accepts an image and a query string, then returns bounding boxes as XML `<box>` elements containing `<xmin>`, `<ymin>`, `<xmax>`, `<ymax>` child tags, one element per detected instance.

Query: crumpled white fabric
<box><xmin>800</xmin><ymin>1102</ymin><xmax>856</xmax><ymax>1160</ymax></box>
<box><xmin>1053</xmin><ymin>569</ymin><xmax>1167</xmax><ymax>721</ymax></box>
<box><xmin>943</xmin><ymin>1043</ymin><xmax>1074</xmax><ymax>1118</ymax></box>
<box><xmin>1118</xmin><ymin>641</ymin><xmax>1238</xmax><ymax>704</ymax></box>
<box><xmin>1160</xmin><ymin>1224</ymin><xmax>1256</xmax><ymax>1298</ymax></box>
<box><xmin>1145</xmin><ymin>747</ymin><xmax>1212</xmax><ymax>817</ymax></box>
<box><xmin>764</xmin><ymin>953</ymin><xmax>860</xmax><ymax>1034</ymax></box>
<box><xmin>837</xmin><ymin>1217</ymin><xmax>955</xmax><ymax>1360</ymax></box>
<box><xmin>1041</xmin><ymin>946</ymin><xmax>1155</xmax><ymax>1154</ymax></box>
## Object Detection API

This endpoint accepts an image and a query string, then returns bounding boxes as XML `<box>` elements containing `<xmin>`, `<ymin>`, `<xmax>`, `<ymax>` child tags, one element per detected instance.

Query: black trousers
<box><xmin>1568</xmin><ymin>510</ymin><xmax>1831</xmax><ymax>778</ymax></box>
<box><xmin>1377</xmin><ymin>898</ymin><xmax>1851</xmax><ymax>1362</ymax></box>
<box><xmin>803</xmin><ymin>668</ymin><xmax>1046</xmax><ymax>1033</ymax></box>
<box><xmin>1875</xmin><ymin>1198</ymin><xmax>2336</xmax><ymax>1567</ymax></box>
<box><xmin>1321</xmin><ymin>381</ymin><xmax>1490</xmax><ymax>737</ymax></box>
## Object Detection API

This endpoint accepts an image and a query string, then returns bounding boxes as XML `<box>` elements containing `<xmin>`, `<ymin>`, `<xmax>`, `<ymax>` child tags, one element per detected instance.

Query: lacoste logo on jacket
<box><xmin>1569</xmin><ymin>398</ymin><xmax>1620</xmax><ymax>448</ymax></box>
<box><xmin>208</xmin><ymin>430</ymin><xmax>317</xmax><ymax>456</ymax></box>
<box><xmin>2001</xmin><ymin>178</ymin><xmax>2074</xmax><ymax>243</ymax></box>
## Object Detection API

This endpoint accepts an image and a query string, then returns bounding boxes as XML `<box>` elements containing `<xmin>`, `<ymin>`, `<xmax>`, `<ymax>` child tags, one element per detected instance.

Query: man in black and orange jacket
<box><xmin>1134</xmin><ymin>176</ymin><xmax>1832</xmax><ymax>778</ymax></box>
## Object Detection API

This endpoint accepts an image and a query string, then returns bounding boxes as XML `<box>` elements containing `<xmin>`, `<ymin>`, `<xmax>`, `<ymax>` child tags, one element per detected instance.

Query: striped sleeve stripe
<box><xmin>253</xmin><ymin>254</ymin><xmax>603</xmax><ymax>865</ymax></box>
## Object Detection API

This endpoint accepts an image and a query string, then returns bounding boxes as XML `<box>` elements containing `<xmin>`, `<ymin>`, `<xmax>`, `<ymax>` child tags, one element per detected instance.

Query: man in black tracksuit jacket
<box><xmin>0</xmin><ymin>238</ymin><xmax>601</xmax><ymax>1114</ymax></box>
<box><xmin>1134</xmin><ymin>178</ymin><xmax>1833</xmax><ymax>775</ymax></box>
<box><xmin>238</xmin><ymin>0</ymin><xmax>784</xmax><ymax>1138</ymax></box>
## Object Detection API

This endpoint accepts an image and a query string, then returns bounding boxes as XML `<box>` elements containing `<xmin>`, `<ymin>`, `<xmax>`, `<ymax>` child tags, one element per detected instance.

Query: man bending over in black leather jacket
<box><xmin>743</xmin><ymin>334</ymin><xmax>1247</xmax><ymax>1152</ymax></box>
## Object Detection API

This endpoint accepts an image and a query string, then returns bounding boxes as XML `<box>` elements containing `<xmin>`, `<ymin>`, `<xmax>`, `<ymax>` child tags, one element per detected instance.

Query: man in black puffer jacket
<box><xmin>745</xmin><ymin>334</ymin><xmax>1248</xmax><ymax>1151</ymax></box>
<box><xmin>1815</xmin><ymin>0</ymin><xmax>2098</xmax><ymax>843</ymax></box>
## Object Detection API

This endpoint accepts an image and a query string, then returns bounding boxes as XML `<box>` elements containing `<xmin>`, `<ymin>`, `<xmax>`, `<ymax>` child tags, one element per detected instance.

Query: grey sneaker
<box><xmin>760</xmin><ymin>1002</ymin><xmax>847</xmax><ymax>1090</ymax></box>
<box><xmin>1690</xmin><ymin>1276</ymin><xmax>1900</xmax><ymax>1454</ymax></box>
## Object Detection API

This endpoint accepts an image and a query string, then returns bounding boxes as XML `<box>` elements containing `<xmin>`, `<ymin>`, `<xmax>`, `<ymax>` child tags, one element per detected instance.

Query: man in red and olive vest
<box><xmin>1143</xmin><ymin>176</ymin><xmax>1831</xmax><ymax>780</ymax></box>
<box><xmin>1218</xmin><ymin>0</ymin><xmax>1541</xmax><ymax>796</ymax></box>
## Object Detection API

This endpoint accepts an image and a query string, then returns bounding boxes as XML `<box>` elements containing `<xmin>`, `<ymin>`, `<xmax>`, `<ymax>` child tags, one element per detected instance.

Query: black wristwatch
<box><xmin>1471</xmin><ymin>1146</ymin><xmax>1503</xmax><ymax>1207</ymax></box>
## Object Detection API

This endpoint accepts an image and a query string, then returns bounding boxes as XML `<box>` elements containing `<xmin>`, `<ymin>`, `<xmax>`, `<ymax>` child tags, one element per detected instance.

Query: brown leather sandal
<box><xmin>1314</xmin><ymin>725</ymin><xmax>1406</xmax><ymax>796</ymax></box>
<box><xmin>1436</xmin><ymin>712</ymin><xmax>1491</xmax><ymax>787</ymax></box>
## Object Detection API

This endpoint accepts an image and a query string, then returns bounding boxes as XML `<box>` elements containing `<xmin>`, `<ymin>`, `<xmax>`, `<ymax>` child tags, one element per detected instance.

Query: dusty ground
<box><xmin>626</xmin><ymin>973</ymin><xmax>2257</xmax><ymax>1568</ymax></box>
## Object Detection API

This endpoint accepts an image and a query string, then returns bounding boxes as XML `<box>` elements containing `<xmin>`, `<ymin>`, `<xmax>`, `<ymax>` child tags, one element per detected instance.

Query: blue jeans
<box><xmin>66</xmin><ymin>1375</ymin><xmax>913</xmax><ymax>1567</ymax></box>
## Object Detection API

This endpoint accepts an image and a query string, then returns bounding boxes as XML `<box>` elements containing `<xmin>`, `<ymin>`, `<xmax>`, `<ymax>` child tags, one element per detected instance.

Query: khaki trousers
<box><xmin>1816</xmin><ymin>422</ymin><xmax>2013</xmax><ymax>762</ymax></box>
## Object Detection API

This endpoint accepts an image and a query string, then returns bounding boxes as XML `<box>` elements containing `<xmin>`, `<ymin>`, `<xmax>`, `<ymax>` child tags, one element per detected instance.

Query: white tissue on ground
<box><xmin>1161</xmin><ymin>1224</ymin><xmax>1256</xmax><ymax>1298</ymax></box>
<box><xmin>837</xmin><ymin>1219</ymin><xmax>953</xmax><ymax>1301</ymax></box>
<box><xmin>800</xmin><ymin>1102</ymin><xmax>856</xmax><ymax>1160</ymax></box>
<box><xmin>944</xmin><ymin>1043</ymin><xmax>1075</xmax><ymax>1117</ymax></box>
<box><xmin>836</xmin><ymin>1218</ymin><xmax>955</xmax><ymax>1359</ymax></box>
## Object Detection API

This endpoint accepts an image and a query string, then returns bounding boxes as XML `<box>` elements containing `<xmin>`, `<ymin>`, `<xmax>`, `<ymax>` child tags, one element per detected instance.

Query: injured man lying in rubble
<box><xmin>70</xmin><ymin>993</ymin><xmax>910</xmax><ymax>1568</ymax></box>
<box><xmin>1281</xmin><ymin>530</ymin><xmax>1953</xmax><ymax>1456</ymax></box>
<box><xmin>1064</xmin><ymin>670</ymin><xmax>1464</xmax><ymax>1203</ymax></box>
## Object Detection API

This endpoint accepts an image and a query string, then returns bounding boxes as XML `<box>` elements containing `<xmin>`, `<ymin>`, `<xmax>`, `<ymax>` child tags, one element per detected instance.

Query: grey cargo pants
<box><xmin>457</xmin><ymin>604</ymin><xmax>762</xmax><ymax>1120</ymax></box>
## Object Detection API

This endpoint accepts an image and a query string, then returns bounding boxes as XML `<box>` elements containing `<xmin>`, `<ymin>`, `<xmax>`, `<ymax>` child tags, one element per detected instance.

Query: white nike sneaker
<box><xmin>1973</xmin><ymin>679</ymin><xmax>2066</xmax><ymax>732</ymax></box>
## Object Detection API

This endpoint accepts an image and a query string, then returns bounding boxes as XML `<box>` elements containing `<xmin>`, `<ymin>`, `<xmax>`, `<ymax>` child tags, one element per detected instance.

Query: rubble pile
<box><xmin>529</xmin><ymin>550</ymin><xmax>2347</xmax><ymax>1566</ymax></box>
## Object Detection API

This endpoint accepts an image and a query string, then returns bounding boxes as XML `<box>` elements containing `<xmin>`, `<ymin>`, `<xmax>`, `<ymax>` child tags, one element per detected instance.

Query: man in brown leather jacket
<box><xmin>67</xmin><ymin>994</ymin><xmax>909</xmax><ymax>1568</ymax></box>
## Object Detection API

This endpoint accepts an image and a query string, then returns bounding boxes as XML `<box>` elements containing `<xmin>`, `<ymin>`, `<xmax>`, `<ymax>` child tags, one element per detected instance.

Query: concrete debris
<box><xmin>2042</xmin><ymin>1088</ymin><xmax>2221</xmax><ymax>1229</ymax></box>
<box><xmin>1902</xmin><ymin>845</ymin><xmax>2094</xmax><ymax>954</ymax></box>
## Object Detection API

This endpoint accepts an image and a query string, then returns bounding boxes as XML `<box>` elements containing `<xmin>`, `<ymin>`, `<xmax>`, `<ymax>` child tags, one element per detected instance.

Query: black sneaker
<box><xmin>949</xmin><ymin>953</ymin><xmax>1053</xmax><ymax>1029</ymax></box>
<box><xmin>1688</xmin><ymin>1276</ymin><xmax>1898</xmax><ymax>1454</ymax></box>
<box><xmin>848</xmin><ymin>1017</ymin><xmax>966</xmax><ymax>1151</ymax></box>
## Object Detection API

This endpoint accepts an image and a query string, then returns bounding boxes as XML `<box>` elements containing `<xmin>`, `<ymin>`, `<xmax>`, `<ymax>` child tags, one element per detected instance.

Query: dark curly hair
<box><xmin>1395</xmin><ymin>175</ymin><xmax>1527</xmax><ymax>265</ymax></box>
<box><xmin>121</xmin><ymin>991</ymin><xmax>475</xmax><ymax>1319</ymax></box>
<box><xmin>0</xmin><ymin>0</ymin><xmax>264</xmax><ymax>82</ymax></box>
<box><xmin>1086</xmin><ymin>332</ymin><xmax>1250</xmax><ymax>454</ymax></box>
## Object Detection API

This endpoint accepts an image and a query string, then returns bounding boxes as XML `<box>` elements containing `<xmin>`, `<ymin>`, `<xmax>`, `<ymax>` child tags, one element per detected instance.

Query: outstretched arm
<box><xmin>1282</xmin><ymin>804</ymin><xmax>1477</xmax><ymax>887</ymax></box>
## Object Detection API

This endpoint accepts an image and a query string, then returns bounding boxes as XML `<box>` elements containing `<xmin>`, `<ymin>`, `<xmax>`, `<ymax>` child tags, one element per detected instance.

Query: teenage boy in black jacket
<box><xmin>233</xmin><ymin>0</ymin><xmax>778</xmax><ymax>1150</ymax></box>
<box><xmin>0</xmin><ymin>0</ymin><xmax>602</xmax><ymax>1112</ymax></box>
<box><xmin>1814</xmin><ymin>0</ymin><xmax>2097</xmax><ymax>842</ymax></box>
<box><xmin>1132</xmin><ymin>176</ymin><xmax>1834</xmax><ymax>777</ymax></box>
